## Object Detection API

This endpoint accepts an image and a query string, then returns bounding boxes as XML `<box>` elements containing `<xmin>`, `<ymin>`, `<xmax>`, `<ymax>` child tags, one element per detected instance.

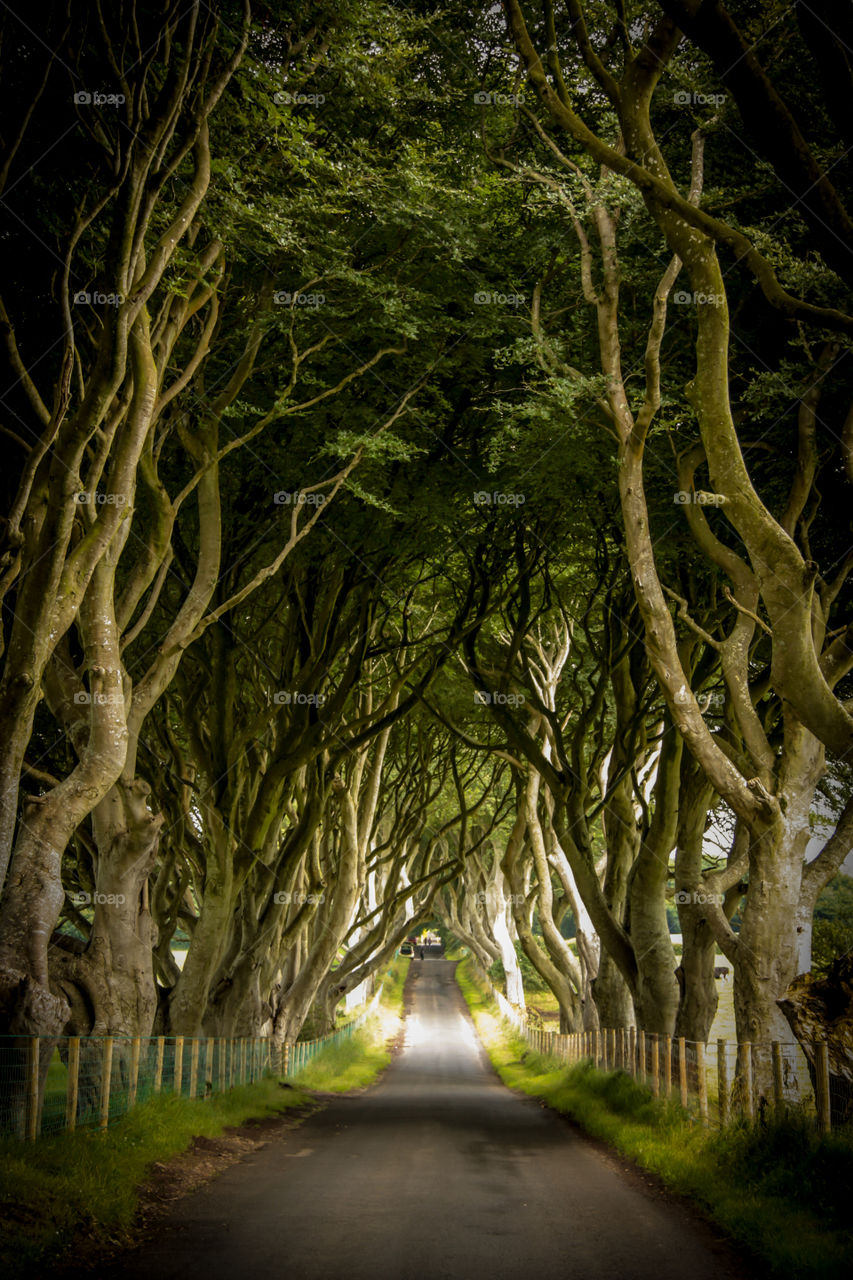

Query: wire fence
<box><xmin>478</xmin><ymin>971</ymin><xmax>852</xmax><ymax>1133</ymax></box>
<box><xmin>287</xmin><ymin>984</ymin><xmax>383</xmax><ymax>1075</ymax></box>
<box><xmin>0</xmin><ymin>984</ymin><xmax>384</xmax><ymax>1141</ymax></box>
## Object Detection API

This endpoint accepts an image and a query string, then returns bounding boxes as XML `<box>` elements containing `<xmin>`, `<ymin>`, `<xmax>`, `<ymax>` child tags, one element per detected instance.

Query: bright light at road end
<box><xmin>406</xmin><ymin>1012</ymin><xmax>428</xmax><ymax>1048</ymax></box>
<box><xmin>405</xmin><ymin>1010</ymin><xmax>480</xmax><ymax>1053</ymax></box>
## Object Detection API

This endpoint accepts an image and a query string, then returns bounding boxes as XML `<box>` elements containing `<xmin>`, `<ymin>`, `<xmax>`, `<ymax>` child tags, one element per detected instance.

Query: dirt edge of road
<box><xmin>43</xmin><ymin>1096</ymin><xmax>321</xmax><ymax>1278</ymax></box>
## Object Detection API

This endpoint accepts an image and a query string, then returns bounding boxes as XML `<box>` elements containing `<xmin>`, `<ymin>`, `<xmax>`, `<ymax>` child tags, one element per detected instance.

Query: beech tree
<box><xmin>499</xmin><ymin>0</ymin><xmax>853</xmax><ymax>1091</ymax></box>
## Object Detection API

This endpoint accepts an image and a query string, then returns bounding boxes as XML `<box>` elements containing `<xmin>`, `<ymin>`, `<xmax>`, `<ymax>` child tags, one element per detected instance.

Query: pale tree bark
<box><xmin>0</xmin><ymin>4</ymin><xmax>250</xmax><ymax>888</ymax></box>
<box><xmin>494</xmin><ymin>14</ymin><xmax>847</xmax><ymax>1092</ymax></box>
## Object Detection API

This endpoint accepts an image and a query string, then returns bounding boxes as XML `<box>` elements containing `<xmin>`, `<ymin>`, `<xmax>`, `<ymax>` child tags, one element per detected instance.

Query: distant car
<box><xmin>400</xmin><ymin>943</ymin><xmax>414</xmax><ymax>957</ymax></box>
<box><xmin>714</xmin><ymin>965</ymin><xmax>730</xmax><ymax>980</ymax></box>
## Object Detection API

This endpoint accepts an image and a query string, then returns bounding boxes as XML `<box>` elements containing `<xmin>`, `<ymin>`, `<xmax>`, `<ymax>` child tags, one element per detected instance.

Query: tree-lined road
<box><xmin>89</xmin><ymin>963</ymin><xmax>750</xmax><ymax>1280</ymax></box>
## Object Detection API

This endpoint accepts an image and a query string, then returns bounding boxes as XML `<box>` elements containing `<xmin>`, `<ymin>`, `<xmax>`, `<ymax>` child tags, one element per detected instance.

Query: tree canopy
<box><xmin>1</xmin><ymin>0</ymin><xmax>852</xmax><ymax>1127</ymax></box>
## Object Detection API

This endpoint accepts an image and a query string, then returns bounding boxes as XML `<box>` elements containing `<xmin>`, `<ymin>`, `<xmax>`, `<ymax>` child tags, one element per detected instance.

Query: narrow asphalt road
<box><xmin>87</xmin><ymin>960</ymin><xmax>752</xmax><ymax>1280</ymax></box>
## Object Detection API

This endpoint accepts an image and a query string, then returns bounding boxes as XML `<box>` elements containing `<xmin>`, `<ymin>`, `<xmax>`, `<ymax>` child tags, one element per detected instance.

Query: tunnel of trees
<box><xmin>1</xmin><ymin>0</ymin><xmax>853</xmax><ymax>1123</ymax></box>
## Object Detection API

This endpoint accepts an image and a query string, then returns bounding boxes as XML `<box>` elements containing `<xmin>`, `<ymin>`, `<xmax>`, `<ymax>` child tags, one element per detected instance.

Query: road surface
<box><xmin>86</xmin><ymin>959</ymin><xmax>750</xmax><ymax>1280</ymax></box>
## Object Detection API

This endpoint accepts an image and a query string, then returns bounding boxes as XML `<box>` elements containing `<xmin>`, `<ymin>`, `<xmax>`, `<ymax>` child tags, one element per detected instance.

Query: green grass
<box><xmin>0</xmin><ymin>958</ymin><xmax>410</xmax><ymax>1278</ymax></box>
<box><xmin>291</xmin><ymin>957</ymin><xmax>409</xmax><ymax>1093</ymax></box>
<box><xmin>0</xmin><ymin>1076</ymin><xmax>313</xmax><ymax>1280</ymax></box>
<box><xmin>457</xmin><ymin>957</ymin><xmax>853</xmax><ymax>1280</ymax></box>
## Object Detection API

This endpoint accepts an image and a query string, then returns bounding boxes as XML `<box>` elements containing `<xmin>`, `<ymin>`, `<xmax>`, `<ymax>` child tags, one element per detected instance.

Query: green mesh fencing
<box><xmin>0</xmin><ymin>981</ymin><xmax>384</xmax><ymax>1140</ymax></box>
<box><xmin>0</xmin><ymin>1034</ymin><xmax>279</xmax><ymax>1140</ymax></box>
<box><xmin>286</xmin><ymin>983</ymin><xmax>383</xmax><ymax>1075</ymax></box>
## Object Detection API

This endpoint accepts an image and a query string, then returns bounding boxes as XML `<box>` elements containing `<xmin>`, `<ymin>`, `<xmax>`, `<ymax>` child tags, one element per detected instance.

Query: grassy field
<box><xmin>458</xmin><ymin>958</ymin><xmax>853</xmax><ymax>1280</ymax></box>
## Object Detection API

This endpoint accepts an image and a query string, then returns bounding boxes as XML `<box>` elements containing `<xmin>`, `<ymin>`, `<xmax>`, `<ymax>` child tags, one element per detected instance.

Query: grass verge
<box><xmin>0</xmin><ymin>959</ymin><xmax>410</xmax><ymax>1277</ymax></box>
<box><xmin>457</xmin><ymin>957</ymin><xmax>853</xmax><ymax>1280</ymax></box>
<box><xmin>0</xmin><ymin>1076</ymin><xmax>313</xmax><ymax>1279</ymax></box>
<box><xmin>290</xmin><ymin>957</ymin><xmax>409</xmax><ymax>1093</ymax></box>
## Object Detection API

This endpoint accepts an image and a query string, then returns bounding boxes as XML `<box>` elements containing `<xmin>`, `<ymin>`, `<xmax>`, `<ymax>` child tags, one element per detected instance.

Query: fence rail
<box><xmin>0</xmin><ymin>985</ymin><xmax>384</xmax><ymax>1141</ymax></box>
<box><xmin>478</xmin><ymin>970</ymin><xmax>851</xmax><ymax>1133</ymax></box>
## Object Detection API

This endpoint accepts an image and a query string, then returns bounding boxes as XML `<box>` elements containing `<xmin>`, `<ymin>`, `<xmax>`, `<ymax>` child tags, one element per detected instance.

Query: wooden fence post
<box><xmin>26</xmin><ymin>1038</ymin><xmax>39</xmax><ymax>1141</ymax></box>
<box><xmin>663</xmin><ymin>1034</ymin><xmax>672</xmax><ymax>1097</ymax></box>
<box><xmin>717</xmin><ymin>1039</ymin><xmax>730</xmax><ymax>1127</ymax></box>
<box><xmin>154</xmin><ymin>1036</ymin><xmax>165</xmax><ymax>1094</ymax></box>
<box><xmin>99</xmin><ymin>1037</ymin><xmax>113</xmax><ymax>1131</ymax></box>
<box><xmin>815</xmin><ymin>1042</ymin><xmax>831</xmax><ymax>1135</ymax></box>
<box><xmin>678</xmin><ymin>1036</ymin><xmax>688</xmax><ymax>1109</ymax></box>
<box><xmin>629</xmin><ymin>1026</ymin><xmax>636</xmax><ymax>1079</ymax></box>
<box><xmin>650</xmin><ymin>1034</ymin><xmax>660</xmax><ymax>1097</ymax></box>
<box><xmin>738</xmin><ymin>1041</ymin><xmax>754</xmax><ymax>1121</ymax></box>
<box><xmin>190</xmin><ymin>1039</ymin><xmax>199</xmax><ymax>1099</ymax></box>
<box><xmin>638</xmin><ymin>1031</ymin><xmax>646</xmax><ymax>1085</ymax></box>
<box><xmin>174</xmin><ymin>1036</ymin><xmax>184</xmax><ymax>1094</ymax></box>
<box><xmin>696</xmin><ymin>1041</ymin><xmax>709</xmax><ymax>1126</ymax></box>
<box><xmin>66</xmin><ymin>1036</ymin><xmax>80</xmax><ymax>1132</ymax></box>
<box><xmin>771</xmin><ymin>1042</ymin><xmax>784</xmax><ymax>1115</ymax></box>
<box><xmin>127</xmin><ymin>1036</ymin><xmax>141</xmax><ymax>1111</ymax></box>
